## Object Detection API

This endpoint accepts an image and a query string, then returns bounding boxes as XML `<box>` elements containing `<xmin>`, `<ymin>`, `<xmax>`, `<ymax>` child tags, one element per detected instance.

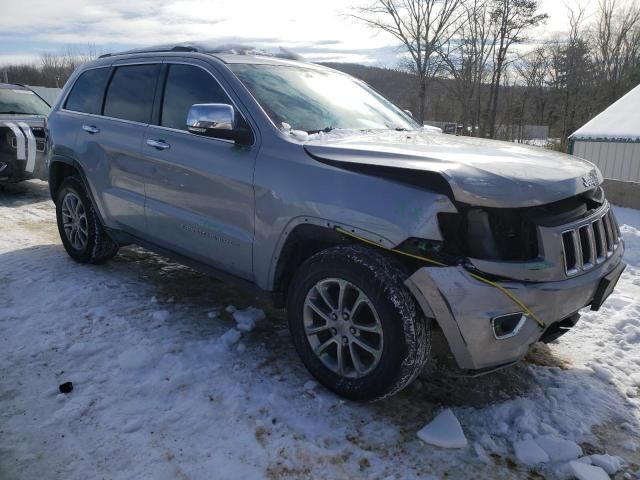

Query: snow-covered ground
<box><xmin>0</xmin><ymin>181</ymin><xmax>639</xmax><ymax>480</ymax></box>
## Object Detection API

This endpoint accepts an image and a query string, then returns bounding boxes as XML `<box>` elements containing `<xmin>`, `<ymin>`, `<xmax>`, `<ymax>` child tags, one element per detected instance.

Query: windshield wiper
<box><xmin>306</xmin><ymin>126</ymin><xmax>335</xmax><ymax>134</ymax></box>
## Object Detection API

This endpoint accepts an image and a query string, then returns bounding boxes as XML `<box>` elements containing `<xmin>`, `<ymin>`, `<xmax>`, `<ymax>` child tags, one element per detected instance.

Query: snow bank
<box><xmin>232</xmin><ymin>307</ymin><xmax>266</xmax><ymax>332</ymax></box>
<box><xmin>417</xmin><ymin>409</ymin><xmax>468</xmax><ymax>449</ymax></box>
<box><xmin>0</xmin><ymin>184</ymin><xmax>639</xmax><ymax>479</ymax></box>
<box><xmin>534</xmin><ymin>435</ymin><xmax>582</xmax><ymax>462</ymax></box>
<box><xmin>219</xmin><ymin>328</ymin><xmax>242</xmax><ymax>349</ymax></box>
<box><xmin>587</xmin><ymin>454</ymin><xmax>624</xmax><ymax>475</ymax></box>
<box><xmin>513</xmin><ymin>438</ymin><xmax>549</xmax><ymax>465</ymax></box>
<box><xmin>151</xmin><ymin>309</ymin><xmax>170</xmax><ymax>322</ymax></box>
<box><xmin>569</xmin><ymin>460</ymin><xmax>610</xmax><ymax>480</ymax></box>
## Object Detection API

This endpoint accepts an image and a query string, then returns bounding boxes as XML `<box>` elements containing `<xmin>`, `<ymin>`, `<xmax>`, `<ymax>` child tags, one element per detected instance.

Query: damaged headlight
<box><xmin>395</xmin><ymin>237</ymin><xmax>462</xmax><ymax>265</ymax></box>
<box><xmin>437</xmin><ymin>209</ymin><xmax>539</xmax><ymax>261</ymax></box>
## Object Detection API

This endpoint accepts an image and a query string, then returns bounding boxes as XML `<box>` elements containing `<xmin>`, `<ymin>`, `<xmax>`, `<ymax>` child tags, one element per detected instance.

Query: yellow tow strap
<box><xmin>335</xmin><ymin>227</ymin><xmax>546</xmax><ymax>329</ymax></box>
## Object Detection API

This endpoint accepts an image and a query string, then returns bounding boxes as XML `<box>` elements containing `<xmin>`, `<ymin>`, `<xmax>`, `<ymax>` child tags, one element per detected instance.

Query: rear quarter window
<box><xmin>64</xmin><ymin>67</ymin><xmax>110</xmax><ymax>114</ymax></box>
<box><xmin>103</xmin><ymin>64</ymin><xmax>160</xmax><ymax>123</ymax></box>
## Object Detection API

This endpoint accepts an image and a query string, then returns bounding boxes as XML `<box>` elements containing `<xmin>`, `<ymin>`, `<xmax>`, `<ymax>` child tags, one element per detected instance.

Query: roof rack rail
<box><xmin>98</xmin><ymin>45</ymin><xmax>200</xmax><ymax>59</ymax></box>
<box><xmin>95</xmin><ymin>44</ymin><xmax>306</xmax><ymax>62</ymax></box>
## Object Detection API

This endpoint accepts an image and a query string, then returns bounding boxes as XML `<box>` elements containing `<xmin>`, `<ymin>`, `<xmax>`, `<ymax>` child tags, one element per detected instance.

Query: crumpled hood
<box><xmin>303</xmin><ymin>131</ymin><xmax>601</xmax><ymax>208</ymax></box>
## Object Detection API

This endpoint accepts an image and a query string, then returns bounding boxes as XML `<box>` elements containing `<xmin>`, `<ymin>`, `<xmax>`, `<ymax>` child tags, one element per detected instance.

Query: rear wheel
<box><xmin>287</xmin><ymin>245</ymin><xmax>430</xmax><ymax>401</ymax></box>
<box><xmin>55</xmin><ymin>176</ymin><xmax>118</xmax><ymax>264</ymax></box>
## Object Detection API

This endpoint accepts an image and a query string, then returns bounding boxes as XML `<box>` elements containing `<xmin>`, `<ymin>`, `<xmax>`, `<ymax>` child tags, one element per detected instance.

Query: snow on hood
<box><xmin>303</xmin><ymin>130</ymin><xmax>601</xmax><ymax>208</ymax></box>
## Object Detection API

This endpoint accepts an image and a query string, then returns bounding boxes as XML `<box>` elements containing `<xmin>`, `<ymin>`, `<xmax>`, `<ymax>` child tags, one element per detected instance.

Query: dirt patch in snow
<box><xmin>525</xmin><ymin>343</ymin><xmax>572</xmax><ymax>370</ymax></box>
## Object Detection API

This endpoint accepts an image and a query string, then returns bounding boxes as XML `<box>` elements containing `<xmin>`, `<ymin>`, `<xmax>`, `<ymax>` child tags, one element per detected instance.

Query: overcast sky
<box><xmin>0</xmin><ymin>0</ymin><xmax>596</xmax><ymax>67</ymax></box>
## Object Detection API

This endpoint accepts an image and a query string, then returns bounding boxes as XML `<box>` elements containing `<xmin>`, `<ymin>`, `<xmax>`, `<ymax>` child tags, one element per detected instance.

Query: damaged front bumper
<box><xmin>405</xmin><ymin>243</ymin><xmax>626</xmax><ymax>371</ymax></box>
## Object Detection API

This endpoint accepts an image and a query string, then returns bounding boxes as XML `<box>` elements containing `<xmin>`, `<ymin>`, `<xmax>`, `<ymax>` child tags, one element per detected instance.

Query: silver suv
<box><xmin>47</xmin><ymin>44</ymin><xmax>626</xmax><ymax>401</ymax></box>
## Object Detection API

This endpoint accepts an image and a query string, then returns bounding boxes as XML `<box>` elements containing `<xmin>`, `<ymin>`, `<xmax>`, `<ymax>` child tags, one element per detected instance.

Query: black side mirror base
<box><xmin>188</xmin><ymin>127</ymin><xmax>253</xmax><ymax>146</ymax></box>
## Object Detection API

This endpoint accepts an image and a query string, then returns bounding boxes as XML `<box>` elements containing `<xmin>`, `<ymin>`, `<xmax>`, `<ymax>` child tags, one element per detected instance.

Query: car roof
<box><xmin>97</xmin><ymin>43</ymin><xmax>325</xmax><ymax>68</ymax></box>
<box><xmin>213</xmin><ymin>54</ymin><xmax>306</xmax><ymax>66</ymax></box>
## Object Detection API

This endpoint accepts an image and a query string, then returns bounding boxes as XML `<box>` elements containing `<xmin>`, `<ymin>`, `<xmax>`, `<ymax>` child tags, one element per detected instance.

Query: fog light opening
<box><xmin>491</xmin><ymin>312</ymin><xmax>528</xmax><ymax>340</ymax></box>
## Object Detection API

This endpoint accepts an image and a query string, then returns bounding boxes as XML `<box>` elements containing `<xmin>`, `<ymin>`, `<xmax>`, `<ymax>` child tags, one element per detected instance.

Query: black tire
<box><xmin>55</xmin><ymin>176</ymin><xmax>119</xmax><ymax>264</ymax></box>
<box><xmin>287</xmin><ymin>244</ymin><xmax>430</xmax><ymax>401</ymax></box>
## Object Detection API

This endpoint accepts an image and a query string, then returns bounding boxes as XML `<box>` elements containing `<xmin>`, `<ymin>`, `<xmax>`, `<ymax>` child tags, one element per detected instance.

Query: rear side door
<box><xmin>74</xmin><ymin>61</ymin><xmax>160</xmax><ymax>235</ymax></box>
<box><xmin>55</xmin><ymin>65</ymin><xmax>110</xmax><ymax>206</ymax></box>
<box><xmin>142</xmin><ymin>60</ymin><xmax>258</xmax><ymax>280</ymax></box>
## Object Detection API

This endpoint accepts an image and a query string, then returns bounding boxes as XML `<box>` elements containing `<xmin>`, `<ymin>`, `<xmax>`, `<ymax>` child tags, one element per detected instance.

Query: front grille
<box><xmin>562</xmin><ymin>208</ymin><xmax>621</xmax><ymax>275</ymax></box>
<box><xmin>9</xmin><ymin>132</ymin><xmax>46</xmax><ymax>152</ymax></box>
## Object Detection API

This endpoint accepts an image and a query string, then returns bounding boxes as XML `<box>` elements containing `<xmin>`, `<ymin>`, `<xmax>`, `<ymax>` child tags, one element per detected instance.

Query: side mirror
<box><xmin>186</xmin><ymin>103</ymin><xmax>252</xmax><ymax>145</ymax></box>
<box><xmin>403</xmin><ymin>109</ymin><xmax>414</xmax><ymax>118</ymax></box>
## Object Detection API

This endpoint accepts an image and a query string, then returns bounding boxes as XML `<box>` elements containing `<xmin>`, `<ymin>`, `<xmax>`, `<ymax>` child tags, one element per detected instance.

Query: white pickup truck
<box><xmin>0</xmin><ymin>83</ymin><xmax>50</xmax><ymax>183</ymax></box>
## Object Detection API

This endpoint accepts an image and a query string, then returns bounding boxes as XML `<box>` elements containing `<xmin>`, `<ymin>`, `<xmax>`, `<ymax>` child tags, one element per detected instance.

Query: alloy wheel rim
<box><xmin>303</xmin><ymin>278</ymin><xmax>383</xmax><ymax>379</ymax></box>
<box><xmin>61</xmin><ymin>192</ymin><xmax>88</xmax><ymax>250</ymax></box>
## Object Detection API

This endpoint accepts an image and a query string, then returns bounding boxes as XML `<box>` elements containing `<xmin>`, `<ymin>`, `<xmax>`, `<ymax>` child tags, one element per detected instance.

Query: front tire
<box><xmin>287</xmin><ymin>245</ymin><xmax>430</xmax><ymax>401</ymax></box>
<box><xmin>55</xmin><ymin>176</ymin><xmax>118</xmax><ymax>264</ymax></box>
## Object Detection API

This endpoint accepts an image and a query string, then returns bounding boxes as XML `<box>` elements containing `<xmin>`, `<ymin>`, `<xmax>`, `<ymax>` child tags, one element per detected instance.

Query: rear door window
<box><xmin>160</xmin><ymin>64</ymin><xmax>231</xmax><ymax>131</ymax></box>
<box><xmin>64</xmin><ymin>67</ymin><xmax>110</xmax><ymax>114</ymax></box>
<box><xmin>104</xmin><ymin>64</ymin><xmax>160</xmax><ymax>123</ymax></box>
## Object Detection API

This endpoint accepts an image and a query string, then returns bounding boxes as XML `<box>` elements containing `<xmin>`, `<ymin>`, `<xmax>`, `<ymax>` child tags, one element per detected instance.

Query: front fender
<box><xmin>265</xmin><ymin>216</ymin><xmax>396</xmax><ymax>290</ymax></box>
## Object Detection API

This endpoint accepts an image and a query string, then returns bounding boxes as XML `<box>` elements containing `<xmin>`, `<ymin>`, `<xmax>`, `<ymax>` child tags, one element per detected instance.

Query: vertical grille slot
<box><xmin>593</xmin><ymin>219</ymin><xmax>606</xmax><ymax>261</ymax></box>
<box><xmin>562</xmin><ymin>230</ymin><xmax>579</xmax><ymax>274</ymax></box>
<box><xmin>606</xmin><ymin>211</ymin><xmax>620</xmax><ymax>243</ymax></box>
<box><xmin>578</xmin><ymin>225</ymin><xmax>595</xmax><ymax>269</ymax></box>
<box><xmin>602</xmin><ymin>214</ymin><xmax>614</xmax><ymax>252</ymax></box>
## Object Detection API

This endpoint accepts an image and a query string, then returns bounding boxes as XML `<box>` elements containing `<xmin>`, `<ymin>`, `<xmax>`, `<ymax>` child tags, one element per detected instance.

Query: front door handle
<box><xmin>82</xmin><ymin>124</ymin><xmax>100</xmax><ymax>134</ymax></box>
<box><xmin>146</xmin><ymin>139</ymin><xmax>171</xmax><ymax>150</ymax></box>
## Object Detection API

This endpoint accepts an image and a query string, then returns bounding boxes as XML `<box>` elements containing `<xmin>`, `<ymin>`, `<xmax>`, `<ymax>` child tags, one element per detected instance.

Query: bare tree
<box><xmin>592</xmin><ymin>0</ymin><xmax>640</xmax><ymax>102</ymax></box>
<box><xmin>39</xmin><ymin>45</ymin><xmax>101</xmax><ymax>87</ymax></box>
<box><xmin>40</xmin><ymin>53</ymin><xmax>69</xmax><ymax>88</ymax></box>
<box><xmin>515</xmin><ymin>46</ymin><xmax>551</xmax><ymax>126</ymax></box>
<box><xmin>499</xmin><ymin>68</ymin><xmax>523</xmax><ymax>140</ymax></box>
<box><xmin>352</xmin><ymin>0</ymin><xmax>463</xmax><ymax>123</ymax></box>
<box><xmin>438</xmin><ymin>0</ymin><xmax>495</xmax><ymax>134</ymax></box>
<box><xmin>547</xmin><ymin>6</ymin><xmax>595</xmax><ymax>149</ymax></box>
<box><xmin>484</xmin><ymin>0</ymin><xmax>547</xmax><ymax>138</ymax></box>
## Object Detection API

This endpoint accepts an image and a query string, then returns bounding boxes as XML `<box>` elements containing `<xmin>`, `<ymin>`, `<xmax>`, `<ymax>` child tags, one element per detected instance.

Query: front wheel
<box><xmin>55</xmin><ymin>176</ymin><xmax>119</xmax><ymax>264</ymax></box>
<box><xmin>287</xmin><ymin>245</ymin><xmax>430</xmax><ymax>401</ymax></box>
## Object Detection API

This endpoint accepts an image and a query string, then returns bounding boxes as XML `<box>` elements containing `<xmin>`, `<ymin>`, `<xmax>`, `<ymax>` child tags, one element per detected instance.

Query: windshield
<box><xmin>0</xmin><ymin>88</ymin><xmax>50</xmax><ymax>116</ymax></box>
<box><xmin>229</xmin><ymin>64</ymin><xmax>419</xmax><ymax>134</ymax></box>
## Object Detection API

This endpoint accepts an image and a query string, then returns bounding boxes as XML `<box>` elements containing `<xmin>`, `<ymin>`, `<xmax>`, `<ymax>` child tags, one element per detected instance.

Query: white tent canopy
<box><xmin>570</xmin><ymin>83</ymin><xmax>640</xmax><ymax>141</ymax></box>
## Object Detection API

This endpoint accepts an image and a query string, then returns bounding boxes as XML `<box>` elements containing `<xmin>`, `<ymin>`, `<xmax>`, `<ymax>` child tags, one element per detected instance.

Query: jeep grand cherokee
<box><xmin>46</xmin><ymin>44</ymin><xmax>625</xmax><ymax>401</ymax></box>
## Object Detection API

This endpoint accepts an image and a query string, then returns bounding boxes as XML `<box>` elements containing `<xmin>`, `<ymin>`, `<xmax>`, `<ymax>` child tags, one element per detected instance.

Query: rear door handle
<box><xmin>146</xmin><ymin>139</ymin><xmax>171</xmax><ymax>150</ymax></box>
<box><xmin>82</xmin><ymin>125</ymin><xmax>100</xmax><ymax>134</ymax></box>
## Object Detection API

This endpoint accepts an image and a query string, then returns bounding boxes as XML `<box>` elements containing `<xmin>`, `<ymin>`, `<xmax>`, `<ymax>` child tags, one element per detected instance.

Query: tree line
<box><xmin>353</xmin><ymin>0</ymin><xmax>640</xmax><ymax>148</ymax></box>
<box><xmin>1</xmin><ymin>1</ymin><xmax>639</xmax><ymax>149</ymax></box>
<box><xmin>0</xmin><ymin>47</ymin><xmax>99</xmax><ymax>88</ymax></box>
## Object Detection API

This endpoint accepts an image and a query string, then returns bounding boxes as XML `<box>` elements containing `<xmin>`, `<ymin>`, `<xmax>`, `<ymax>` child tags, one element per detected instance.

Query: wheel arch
<box><xmin>48</xmin><ymin>157</ymin><xmax>107</xmax><ymax>226</ymax></box>
<box><xmin>270</xmin><ymin>221</ymin><xmax>350</xmax><ymax>307</ymax></box>
<box><xmin>48</xmin><ymin>156</ymin><xmax>82</xmax><ymax>203</ymax></box>
<box><xmin>268</xmin><ymin>218</ymin><xmax>412</xmax><ymax>308</ymax></box>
